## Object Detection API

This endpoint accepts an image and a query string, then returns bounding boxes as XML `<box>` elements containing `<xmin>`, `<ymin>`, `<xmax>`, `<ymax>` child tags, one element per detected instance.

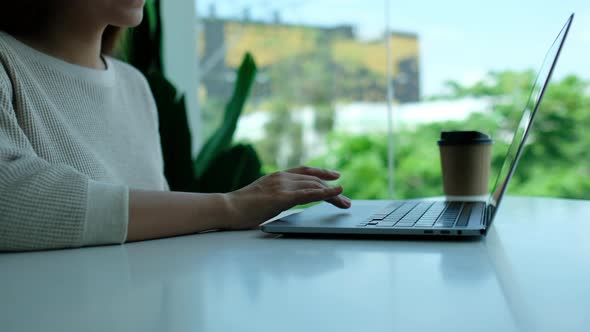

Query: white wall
<box><xmin>161</xmin><ymin>0</ymin><xmax>201</xmax><ymax>156</ymax></box>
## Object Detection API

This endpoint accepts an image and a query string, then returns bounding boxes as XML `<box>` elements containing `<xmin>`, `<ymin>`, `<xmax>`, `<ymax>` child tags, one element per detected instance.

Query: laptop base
<box><xmin>262</xmin><ymin>200</ymin><xmax>486</xmax><ymax>238</ymax></box>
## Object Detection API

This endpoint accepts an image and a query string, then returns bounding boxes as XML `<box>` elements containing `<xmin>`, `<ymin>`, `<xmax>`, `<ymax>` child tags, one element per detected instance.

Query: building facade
<box><xmin>199</xmin><ymin>12</ymin><xmax>421</xmax><ymax>104</ymax></box>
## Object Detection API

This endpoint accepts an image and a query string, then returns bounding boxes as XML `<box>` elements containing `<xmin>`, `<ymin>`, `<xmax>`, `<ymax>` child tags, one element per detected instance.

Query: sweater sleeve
<box><xmin>0</xmin><ymin>67</ymin><xmax>129</xmax><ymax>251</ymax></box>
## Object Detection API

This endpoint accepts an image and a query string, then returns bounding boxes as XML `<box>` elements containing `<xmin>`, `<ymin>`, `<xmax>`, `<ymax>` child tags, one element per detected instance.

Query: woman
<box><xmin>0</xmin><ymin>0</ymin><xmax>351</xmax><ymax>251</ymax></box>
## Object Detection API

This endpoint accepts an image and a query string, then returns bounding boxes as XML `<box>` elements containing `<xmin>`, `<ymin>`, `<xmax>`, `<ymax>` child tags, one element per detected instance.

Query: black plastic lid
<box><xmin>437</xmin><ymin>131</ymin><xmax>493</xmax><ymax>146</ymax></box>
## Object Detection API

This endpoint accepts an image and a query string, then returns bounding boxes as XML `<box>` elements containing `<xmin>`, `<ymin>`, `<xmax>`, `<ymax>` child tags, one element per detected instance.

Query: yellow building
<box><xmin>200</xmin><ymin>17</ymin><xmax>420</xmax><ymax>104</ymax></box>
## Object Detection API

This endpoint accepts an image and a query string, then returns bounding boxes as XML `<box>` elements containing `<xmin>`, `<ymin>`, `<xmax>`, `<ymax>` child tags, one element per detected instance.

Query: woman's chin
<box><xmin>130</xmin><ymin>0</ymin><xmax>146</xmax><ymax>9</ymax></box>
<box><xmin>112</xmin><ymin>11</ymin><xmax>144</xmax><ymax>28</ymax></box>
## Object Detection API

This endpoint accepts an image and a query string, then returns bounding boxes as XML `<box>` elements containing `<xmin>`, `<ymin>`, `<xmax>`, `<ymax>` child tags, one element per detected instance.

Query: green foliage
<box><xmin>257</xmin><ymin>99</ymin><xmax>306</xmax><ymax>169</ymax></box>
<box><xmin>309</xmin><ymin>120</ymin><xmax>511</xmax><ymax>200</ymax></box>
<box><xmin>200</xmin><ymin>97</ymin><xmax>227</xmax><ymax>140</ymax></box>
<box><xmin>195</xmin><ymin>53</ymin><xmax>264</xmax><ymax>193</ymax></box>
<box><xmin>439</xmin><ymin>71</ymin><xmax>536</xmax><ymax>99</ymax></box>
<box><xmin>308</xmin><ymin>134</ymin><xmax>389</xmax><ymax>199</ymax></box>
<box><xmin>194</xmin><ymin>53</ymin><xmax>258</xmax><ymax>178</ymax></box>
<box><xmin>146</xmin><ymin>71</ymin><xmax>197</xmax><ymax>191</ymax></box>
<box><xmin>195</xmin><ymin>144</ymin><xmax>262</xmax><ymax>193</ymax></box>
<box><xmin>308</xmin><ymin>71</ymin><xmax>590</xmax><ymax>200</ymax></box>
<box><xmin>120</xmin><ymin>1</ymin><xmax>262</xmax><ymax>193</ymax></box>
<box><xmin>257</xmin><ymin>50</ymin><xmax>338</xmax><ymax>169</ymax></box>
<box><xmin>120</xmin><ymin>0</ymin><xmax>196</xmax><ymax>192</ymax></box>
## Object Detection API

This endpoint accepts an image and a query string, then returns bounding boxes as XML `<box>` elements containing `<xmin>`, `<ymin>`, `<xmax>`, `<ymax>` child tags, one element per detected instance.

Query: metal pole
<box><xmin>385</xmin><ymin>0</ymin><xmax>395</xmax><ymax>199</ymax></box>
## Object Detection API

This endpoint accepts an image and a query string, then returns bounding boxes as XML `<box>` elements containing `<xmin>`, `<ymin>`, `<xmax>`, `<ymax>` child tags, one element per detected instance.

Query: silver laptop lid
<box><xmin>485</xmin><ymin>14</ymin><xmax>574</xmax><ymax>227</ymax></box>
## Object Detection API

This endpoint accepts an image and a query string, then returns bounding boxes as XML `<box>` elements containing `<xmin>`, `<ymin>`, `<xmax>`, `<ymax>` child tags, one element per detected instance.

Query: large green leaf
<box><xmin>194</xmin><ymin>53</ymin><xmax>258</xmax><ymax>178</ymax></box>
<box><xmin>146</xmin><ymin>71</ymin><xmax>196</xmax><ymax>192</ymax></box>
<box><xmin>196</xmin><ymin>144</ymin><xmax>263</xmax><ymax>193</ymax></box>
<box><xmin>121</xmin><ymin>1</ymin><xmax>262</xmax><ymax>193</ymax></box>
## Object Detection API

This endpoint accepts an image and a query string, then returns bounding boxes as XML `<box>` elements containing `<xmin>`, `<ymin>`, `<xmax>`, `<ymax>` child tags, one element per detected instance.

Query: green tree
<box><xmin>309</xmin><ymin>71</ymin><xmax>590</xmax><ymax>200</ymax></box>
<box><xmin>440</xmin><ymin>71</ymin><xmax>590</xmax><ymax>197</ymax></box>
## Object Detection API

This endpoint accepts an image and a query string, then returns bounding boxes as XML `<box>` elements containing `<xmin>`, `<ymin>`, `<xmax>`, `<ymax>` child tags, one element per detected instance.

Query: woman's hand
<box><xmin>226</xmin><ymin>166</ymin><xmax>351</xmax><ymax>230</ymax></box>
<box><xmin>127</xmin><ymin>166</ymin><xmax>349</xmax><ymax>242</ymax></box>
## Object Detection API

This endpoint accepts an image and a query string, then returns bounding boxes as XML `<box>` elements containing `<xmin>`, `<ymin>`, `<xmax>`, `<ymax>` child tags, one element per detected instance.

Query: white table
<box><xmin>1</xmin><ymin>197</ymin><xmax>589</xmax><ymax>332</ymax></box>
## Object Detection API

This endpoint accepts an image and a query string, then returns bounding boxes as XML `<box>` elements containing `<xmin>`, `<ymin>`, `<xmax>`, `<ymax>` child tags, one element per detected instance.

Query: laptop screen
<box><xmin>487</xmin><ymin>14</ymin><xmax>574</xmax><ymax>217</ymax></box>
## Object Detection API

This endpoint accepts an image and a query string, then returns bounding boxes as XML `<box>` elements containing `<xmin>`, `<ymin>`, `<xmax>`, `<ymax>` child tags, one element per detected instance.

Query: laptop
<box><xmin>262</xmin><ymin>14</ymin><xmax>574</xmax><ymax>237</ymax></box>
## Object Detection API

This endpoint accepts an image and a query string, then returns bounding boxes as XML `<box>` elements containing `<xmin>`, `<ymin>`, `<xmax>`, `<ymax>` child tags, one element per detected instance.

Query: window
<box><xmin>194</xmin><ymin>1</ymin><xmax>590</xmax><ymax>200</ymax></box>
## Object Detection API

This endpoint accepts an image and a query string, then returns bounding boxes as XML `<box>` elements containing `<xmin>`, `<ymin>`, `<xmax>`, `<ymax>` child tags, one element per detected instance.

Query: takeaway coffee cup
<box><xmin>438</xmin><ymin>131</ymin><xmax>493</xmax><ymax>199</ymax></box>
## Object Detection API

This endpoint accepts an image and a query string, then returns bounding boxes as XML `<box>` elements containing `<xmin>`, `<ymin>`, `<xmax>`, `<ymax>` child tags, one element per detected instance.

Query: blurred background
<box><xmin>163</xmin><ymin>0</ymin><xmax>590</xmax><ymax>200</ymax></box>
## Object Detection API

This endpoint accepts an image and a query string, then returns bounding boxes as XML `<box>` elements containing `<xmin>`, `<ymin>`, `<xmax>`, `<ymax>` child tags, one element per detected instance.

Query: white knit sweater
<box><xmin>0</xmin><ymin>32</ymin><xmax>168</xmax><ymax>251</ymax></box>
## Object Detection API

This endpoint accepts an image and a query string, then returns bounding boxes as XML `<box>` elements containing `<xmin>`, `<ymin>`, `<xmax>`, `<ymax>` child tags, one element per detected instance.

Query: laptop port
<box><xmin>457</xmin><ymin>230</ymin><xmax>463</xmax><ymax>235</ymax></box>
<box><xmin>424</xmin><ymin>230</ymin><xmax>434</xmax><ymax>234</ymax></box>
<box><xmin>440</xmin><ymin>230</ymin><xmax>451</xmax><ymax>235</ymax></box>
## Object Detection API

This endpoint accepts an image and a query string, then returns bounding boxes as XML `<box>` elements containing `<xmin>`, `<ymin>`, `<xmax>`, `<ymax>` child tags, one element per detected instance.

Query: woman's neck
<box><xmin>16</xmin><ymin>22</ymin><xmax>107</xmax><ymax>70</ymax></box>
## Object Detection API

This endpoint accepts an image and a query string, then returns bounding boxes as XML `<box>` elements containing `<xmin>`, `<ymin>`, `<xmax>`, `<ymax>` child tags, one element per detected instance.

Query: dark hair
<box><xmin>0</xmin><ymin>1</ymin><xmax>123</xmax><ymax>55</ymax></box>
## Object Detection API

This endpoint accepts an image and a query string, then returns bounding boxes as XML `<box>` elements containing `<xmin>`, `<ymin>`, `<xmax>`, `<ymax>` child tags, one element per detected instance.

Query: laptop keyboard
<box><xmin>357</xmin><ymin>202</ymin><xmax>468</xmax><ymax>228</ymax></box>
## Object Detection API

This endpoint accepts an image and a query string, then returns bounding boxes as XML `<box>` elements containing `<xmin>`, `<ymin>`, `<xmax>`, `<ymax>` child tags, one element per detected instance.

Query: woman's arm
<box><xmin>127</xmin><ymin>166</ymin><xmax>351</xmax><ymax>242</ymax></box>
<box><xmin>127</xmin><ymin>191</ymin><xmax>234</xmax><ymax>241</ymax></box>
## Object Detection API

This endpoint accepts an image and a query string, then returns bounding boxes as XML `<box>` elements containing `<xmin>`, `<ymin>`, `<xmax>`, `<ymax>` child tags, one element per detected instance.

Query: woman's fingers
<box><xmin>288</xmin><ymin>177</ymin><xmax>352</xmax><ymax>209</ymax></box>
<box><xmin>282</xmin><ymin>167</ymin><xmax>351</xmax><ymax>208</ymax></box>
<box><xmin>294</xmin><ymin>187</ymin><xmax>341</xmax><ymax>205</ymax></box>
<box><xmin>291</xmin><ymin>180</ymin><xmax>325</xmax><ymax>191</ymax></box>
<box><xmin>326</xmin><ymin>195</ymin><xmax>352</xmax><ymax>209</ymax></box>
<box><xmin>286</xmin><ymin>172</ymin><xmax>329</xmax><ymax>188</ymax></box>
<box><xmin>286</xmin><ymin>166</ymin><xmax>341</xmax><ymax>181</ymax></box>
<box><xmin>291</xmin><ymin>186</ymin><xmax>344</xmax><ymax>206</ymax></box>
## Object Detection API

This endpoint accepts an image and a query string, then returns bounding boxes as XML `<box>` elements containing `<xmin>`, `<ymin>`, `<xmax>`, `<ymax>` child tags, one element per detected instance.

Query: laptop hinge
<box><xmin>483</xmin><ymin>204</ymin><xmax>495</xmax><ymax>231</ymax></box>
